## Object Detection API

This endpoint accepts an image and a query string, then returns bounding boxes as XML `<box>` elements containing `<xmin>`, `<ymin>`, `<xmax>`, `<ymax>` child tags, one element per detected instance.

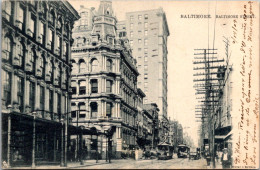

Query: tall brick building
<box><xmin>118</xmin><ymin>9</ymin><xmax>169</xmax><ymax>121</ymax></box>
<box><xmin>1</xmin><ymin>0</ymin><xmax>79</xmax><ymax>167</ymax></box>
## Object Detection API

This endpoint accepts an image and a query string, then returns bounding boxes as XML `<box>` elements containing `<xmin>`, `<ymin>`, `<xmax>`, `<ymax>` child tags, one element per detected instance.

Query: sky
<box><xmin>68</xmin><ymin>0</ymin><xmax>249</xmax><ymax>147</ymax></box>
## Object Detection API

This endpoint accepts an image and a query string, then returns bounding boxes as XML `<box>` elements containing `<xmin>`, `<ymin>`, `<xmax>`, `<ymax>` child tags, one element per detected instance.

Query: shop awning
<box><xmin>215</xmin><ymin>130</ymin><xmax>232</xmax><ymax>140</ymax></box>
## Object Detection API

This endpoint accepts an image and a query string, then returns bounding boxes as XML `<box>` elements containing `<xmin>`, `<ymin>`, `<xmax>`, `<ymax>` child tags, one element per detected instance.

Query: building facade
<box><xmin>70</xmin><ymin>1</ymin><xmax>139</xmax><ymax>159</ymax></box>
<box><xmin>122</xmin><ymin>9</ymin><xmax>170</xmax><ymax>121</ymax></box>
<box><xmin>1</xmin><ymin>0</ymin><xmax>79</xmax><ymax>167</ymax></box>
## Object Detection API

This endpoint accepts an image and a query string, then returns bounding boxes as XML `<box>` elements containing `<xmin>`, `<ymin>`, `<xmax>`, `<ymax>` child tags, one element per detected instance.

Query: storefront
<box><xmin>2</xmin><ymin>111</ymin><xmax>63</xmax><ymax>167</ymax></box>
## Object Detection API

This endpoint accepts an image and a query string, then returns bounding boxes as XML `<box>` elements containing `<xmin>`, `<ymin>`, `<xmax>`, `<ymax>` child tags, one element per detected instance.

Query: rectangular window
<box><xmin>63</xmin><ymin>42</ymin><xmax>67</xmax><ymax>60</ymax></box>
<box><xmin>144</xmin><ymin>39</ymin><xmax>148</xmax><ymax>46</ymax></box>
<box><xmin>144</xmin><ymin>65</ymin><xmax>148</xmax><ymax>71</ymax></box>
<box><xmin>1</xmin><ymin>70</ymin><xmax>11</xmax><ymax>107</ymax></box>
<box><xmin>79</xmin><ymin>86</ymin><xmax>86</xmax><ymax>95</ymax></box>
<box><xmin>3</xmin><ymin>1</ymin><xmax>12</xmax><ymax>21</ymax></box>
<box><xmin>40</xmin><ymin>86</ymin><xmax>44</xmax><ymax>112</ymax></box>
<box><xmin>138</xmin><ymin>30</ymin><xmax>142</xmax><ymax>34</ymax></box>
<box><xmin>28</xmin><ymin>14</ymin><xmax>36</xmax><ymax>37</ymax></box>
<box><xmin>57</xmin><ymin>35</ymin><xmax>61</xmax><ymax>50</ymax></box>
<box><xmin>144</xmin><ymin>48</ymin><xmax>148</xmax><ymax>53</ymax></box>
<box><xmin>91</xmin><ymin>102</ymin><xmax>98</xmax><ymax>118</ymax></box>
<box><xmin>71</xmin><ymin>111</ymin><xmax>76</xmax><ymax>118</ymax></box>
<box><xmin>79</xmin><ymin>104</ymin><xmax>86</xmax><ymax>118</ymax></box>
<box><xmin>144</xmin><ymin>74</ymin><xmax>148</xmax><ymax>79</ymax></box>
<box><xmin>91</xmin><ymin>79</ymin><xmax>98</xmax><ymax>93</ymax></box>
<box><xmin>39</xmin><ymin>21</ymin><xmax>45</xmax><ymax>44</ymax></box>
<box><xmin>106</xmin><ymin>80</ymin><xmax>112</xmax><ymax>93</ymax></box>
<box><xmin>49</xmin><ymin>90</ymin><xmax>53</xmax><ymax>113</ymax></box>
<box><xmin>130</xmin><ymin>31</ymin><xmax>133</xmax><ymax>38</ymax></box>
<box><xmin>57</xmin><ymin>93</ymin><xmax>61</xmax><ymax>116</ymax></box>
<box><xmin>72</xmin><ymin>87</ymin><xmax>76</xmax><ymax>95</ymax></box>
<box><xmin>29</xmin><ymin>81</ymin><xmax>35</xmax><ymax>111</ymax></box>
<box><xmin>17</xmin><ymin>5</ymin><xmax>25</xmax><ymax>30</ymax></box>
<box><xmin>130</xmin><ymin>15</ymin><xmax>134</xmax><ymax>21</ymax></box>
<box><xmin>106</xmin><ymin>103</ymin><xmax>112</xmax><ymax>117</ymax></box>
<box><xmin>138</xmin><ymin>48</ymin><xmax>142</xmax><ymax>51</ymax></box>
<box><xmin>130</xmin><ymin>40</ymin><xmax>133</xmax><ymax>47</ymax></box>
<box><xmin>144</xmin><ymin>22</ymin><xmax>148</xmax><ymax>28</ymax></box>
<box><xmin>145</xmin><ymin>30</ymin><xmax>148</xmax><ymax>36</ymax></box>
<box><xmin>138</xmin><ymin>39</ymin><xmax>142</xmax><ymax>44</ymax></box>
<box><xmin>144</xmin><ymin>56</ymin><xmax>148</xmax><ymax>62</ymax></box>
<box><xmin>138</xmin><ymin>15</ymin><xmax>142</xmax><ymax>20</ymax></box>
<box><xmin>17</xmin><ymin>76</ymin><xmax>24</xmax><ymax>112</ymax></box>
<box><xmin>130</xmin><ymin>23</ymin><xmax>133</xmax><ymax>29</ymax></box>
<box><xmin>48</xmin><ymin>28</ymin><xmax>53</xmax><ymax>48</ymax></box>
<box><xmin>144</xmin><ymin>14</ymin><xmax>148</xmax><ymax>19</ymax></box>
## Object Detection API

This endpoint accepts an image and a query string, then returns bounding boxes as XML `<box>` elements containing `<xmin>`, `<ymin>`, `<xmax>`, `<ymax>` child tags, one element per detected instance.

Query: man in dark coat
<box><xmin>221</xmin><ymin>148</ymin><xmax>231</xmax><ymax>168</ymax></box>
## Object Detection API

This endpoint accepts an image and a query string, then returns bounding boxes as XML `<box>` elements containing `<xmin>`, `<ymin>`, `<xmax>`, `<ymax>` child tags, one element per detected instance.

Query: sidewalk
<box><xmin>6</xmin><ymin>160</ymin><xmax>110</xmax><ymax>169</ymax></box>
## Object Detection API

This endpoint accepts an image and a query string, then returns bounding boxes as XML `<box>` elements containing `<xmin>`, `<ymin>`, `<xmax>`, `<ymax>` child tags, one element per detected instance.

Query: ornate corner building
<box><xmin>70</xmin><ymin>1</ymin><xmax>139</xmax><ymax>159</ymax></box>
<box><xmin>1</xmin><ymin>0</ymin><xmax>79</xmax><ymax>167</ymax></box>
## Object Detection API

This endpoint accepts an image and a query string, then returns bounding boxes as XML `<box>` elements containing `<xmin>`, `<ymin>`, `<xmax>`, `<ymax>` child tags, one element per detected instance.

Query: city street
<box><xmin>74</xmin><ymin>158</ymin><xmax>207</xmax><ymax>169</ymax></box>
<box><xmin>71</xmin><ymin>155</ymin><xmax>208</xmax><ymax>169</ymax></box>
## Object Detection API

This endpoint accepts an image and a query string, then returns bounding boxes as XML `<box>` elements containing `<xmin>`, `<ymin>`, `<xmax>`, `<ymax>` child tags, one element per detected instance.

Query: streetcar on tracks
<box><xmin>177</xmin><ymin>144</ymin><xmax>190</xmax><ymax>158</ymax></box>
<box><xmin>157</xmin><ymin>142</ymin><xmax>174</xmax><ymax>160</ymax></box>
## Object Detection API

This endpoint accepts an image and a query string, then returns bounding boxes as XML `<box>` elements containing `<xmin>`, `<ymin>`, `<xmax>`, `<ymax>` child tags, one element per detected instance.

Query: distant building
<box><xmin>143</xmin><ymin>103</ymin><xmax>160</xmax><ymax>148</ymax></box>
<box><xmin>70</xmin><ymin>0</ymin><xmax>139</xmax><ymax>159</ymax></box>
<box><xmin>177</xmin><ymin>124</ymin><xmax>184</xmax><ymax>144</ymax></box>
<box><xmin>1</xmin><ymin>0</ymin><xmax>79</xmax><ymax>167</ymax></box>
<box><xmin>122</xmin><ymin>8</ymin><xmax>170</xmax><ymax>121</ymax></box>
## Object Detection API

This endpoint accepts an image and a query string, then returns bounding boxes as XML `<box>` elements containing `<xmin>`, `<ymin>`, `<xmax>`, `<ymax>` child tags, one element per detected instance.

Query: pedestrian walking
<box><xmin>221</xmin><ymin>148</ymin><xmax>231</xmax><ymax>168</ymax></box>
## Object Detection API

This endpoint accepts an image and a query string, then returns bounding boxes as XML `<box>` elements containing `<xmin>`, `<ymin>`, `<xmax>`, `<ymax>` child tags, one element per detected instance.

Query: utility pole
<box><xmin>193</xmin><ymin>48</ymin><xmax>224</xmax><ymax>167</ymax></box>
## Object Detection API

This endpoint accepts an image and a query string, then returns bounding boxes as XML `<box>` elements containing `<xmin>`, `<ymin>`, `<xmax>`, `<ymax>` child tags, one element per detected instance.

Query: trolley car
<box><xmin>157</xmin><ymin>142</ymin><xmax>174</xmax><ymax>160</ymax></box>
<box><xmin>177</xmin><ymin>144</ymin><xmax>190</xmax><ymax>158</ymax></box>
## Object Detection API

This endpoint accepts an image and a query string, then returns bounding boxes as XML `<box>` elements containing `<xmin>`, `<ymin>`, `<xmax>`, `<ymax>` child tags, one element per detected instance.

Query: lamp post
<box><xmin>60</xmin><ymin>117</ymin><xmax>65</xmax><ymax>167</ymax></box>
<box><xmin>7</xmin><ymin>105</ymin><xmax>12</xmax><ymax>168</ymax></box>
<box><xmin>105</xmin><ymin>130</ymin><xmax>108</xmax><ymax>162</ymax></box>
<box><xmin>32</xmin><ymin>111</ymin><xmax>37</xmax><ymax>168</ymax></box>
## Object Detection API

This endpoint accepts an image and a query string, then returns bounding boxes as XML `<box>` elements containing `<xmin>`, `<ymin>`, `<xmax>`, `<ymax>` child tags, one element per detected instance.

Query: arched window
<box><xmin>57</xmin><ymin>18</ymin><xmax>62</xmax><ymax>30</ymax></box>
<box><xmin>48</xmin><ymin>10</ymin><xmax>55</xmax><ymax>25</ymax></box>
<box><xmin>91</xmin><ymin>59</ymin><xmax>98</xmax><ymax>72</ymax></box>
<box><xmin>90</xmin><ymin>102</ymin><xmax>98</xmax><ymax>118</ymax></box>
<box><xmin>106</xmin><ymin>80</ymin><xmax>112</xmax><ymax>93</ymax></box>
<box><xmin>1</xmin><ymin>70</ymin><xmax>11</xmax><ymax>107</ymax></box>
<box><xmin>106</xmin><ymin>59</ymin><xmax>112</xmax><ymax>72</ymax></box>
<box><xmin>106</xmin><ymin>102</ymin><xmax>112</xmax><ymax>117</ymax></box>
<box><xmin>71</xmin><ymin>60</ymin><xmax>78</xmax><ymax>74</ymax></box>
<box><xmin>79</xmin><ymin>59</ymin><xmax>86</xmax><ymax>73</ymax></box>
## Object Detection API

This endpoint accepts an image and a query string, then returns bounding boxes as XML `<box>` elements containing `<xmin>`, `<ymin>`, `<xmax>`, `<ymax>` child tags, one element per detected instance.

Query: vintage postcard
<box><xmin>1</xmin><ymin>0</ymin><xmax>259</xmax><ymax>169</ymax></box>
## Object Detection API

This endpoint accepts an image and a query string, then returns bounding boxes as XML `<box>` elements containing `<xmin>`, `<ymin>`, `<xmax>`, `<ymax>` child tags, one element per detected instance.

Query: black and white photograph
<box><xmin>1</xmin><ymin>0</ymin><xmax>259</xmax><ymax>169</ymax></box>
